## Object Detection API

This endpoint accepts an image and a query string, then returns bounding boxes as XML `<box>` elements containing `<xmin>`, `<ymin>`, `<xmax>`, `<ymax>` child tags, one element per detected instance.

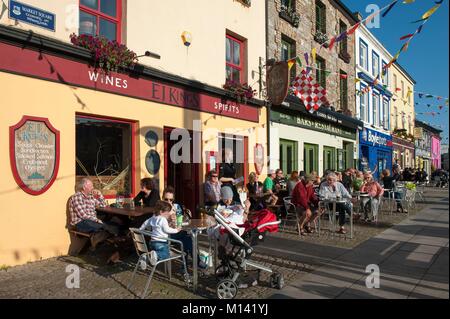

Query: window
<box><xmin>315</xmin><ymin>0</ymin><xmax>326</xmax><ymax>34</ymax></box>
<box><xmin>372</xmin><ymin>51</ymin><xmax>379</xmax><ymax>78</ymax></box>
<box><xmin>281</xmin><ymin>0</ymin><xmax>294</xmax><ymax>10</ymax></box>
<box><xmin>359</xmin><ymin>40</ymin><xmax>368</xmax><ymax>70</ymax></box>
<box><xmin>407</xmin><ymin>87</ymin><xmax>411</xmax><ymax>105</ymax></box>
<box><xmin>402</xmin><ymin>112</ymin><xmax>406</xmax><ymax>129</ymax></box>
<box><xmin>218</xmin><ymin>133</ymin><xmax>247</xmax><ymax>184</ymax></box>
<box><xmin>408</xmin><ymin>115</ymin><xmax>412</xmax><ymax>133</ymax></box>
<box><xmin>323</xmin><ymin>146</ymin><xmax>336</xmax><ymax>172</ymax></box>
<box><xmin>280</xmin><ymin>139</ymin><xmax>298</xmax><ymax>174</ymax></box>
<box><xmin>394</xmin><ymin>106</ymin><xmax>398</xmax><ymax>129</ymax></box>
<box><xmin>315</xmin><ymin>55</ymin><xmax>326</xmax><ymax>88</ymax></box>
<box><xmin>360</xmin><ymin>87</ymin><xmax>368</xmax><ymax>122</ymax></box>
<box><xmin>394</xmin><ymin>74</ymin><xmax>398</xmax><ymax>91</ymax></box>
<box><xmin>339</xmin><ymin>70</ymin><xmax>348</xmax><ymax>110</ymax></box>
<box><xmin>372</xmin><ymin>94</ymin><xmax>379</xmax><ymax>126</ymax></box>
<box><xmin>382</xmin><ymin>61</ymin><xmax>388</xmax><ymax>85</ymax></box>
<box><xmin>281</xmin><ymin>35</ymin><xmax>296</xmax><ymax>80</ymax></box>
<box><xmin>79</xmin><ymin>0</ymin><xmax>121</xmax><ymax>42</ymax></box>
<box><xmin>401</xmin><ymin>81</ymin><xmax>405</xmax><ymax>98</ymax></box>
<box><xmin>383</xmin><ymin>100</ymin><xmax>389</xmax><ymax>130</ymax></box>
<box><xmin>339</xmin><ymin>20</ymin><xmax>347</xmax><ymax>54</ymax></box>
<box><xmin>226</xmin><ymin>35</ymin><xmax>245</xmax><ymax>84</ymax></box>
<box><xmin>76</xmin><ymin>115</ymin><xmax>134</xmax><ymax>197</ymax></box>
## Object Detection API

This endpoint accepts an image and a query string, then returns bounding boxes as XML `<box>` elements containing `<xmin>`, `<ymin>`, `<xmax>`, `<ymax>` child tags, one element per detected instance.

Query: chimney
<box><xmin>353</xmin><ymin>11</ymin><xmax>362</xmax><ymax>21</ymax></box>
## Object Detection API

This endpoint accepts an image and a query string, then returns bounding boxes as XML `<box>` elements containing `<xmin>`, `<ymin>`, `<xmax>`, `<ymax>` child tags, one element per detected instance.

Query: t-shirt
<box><xmin>263</xmin><ymin>177</ymin><xmax>274</xmax><ymax>193</ymax></box>
<box><xmin>140</xmin><ymin>215</ymin><xmax>178</xmax><ymax>242</ymax></box>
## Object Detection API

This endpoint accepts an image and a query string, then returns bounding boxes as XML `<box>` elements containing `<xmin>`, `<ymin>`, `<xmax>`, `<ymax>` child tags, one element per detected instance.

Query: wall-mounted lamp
<box><xmin>181</xmin><ymin>31</ymin><xmax>192</xmax><ymax>47</ymax></box>
<box><xmin>137</xmin><ymin>50</ymin><xmax>161</xmax><ymax>59</ymax></box>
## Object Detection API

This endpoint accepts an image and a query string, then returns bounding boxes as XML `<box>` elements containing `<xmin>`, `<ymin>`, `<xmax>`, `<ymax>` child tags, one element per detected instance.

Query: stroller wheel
<box><xmin>217</xmin><ymin>279</ymin><xmax>238</xmax><ymax>299</ymax></box>
<box><xmin>270</xmin><ymin>273</ymin><xmax>284</xmax><ymax>290</ymax></box>
<box><xmin>215</xmin><ymin>264</ymin><xmax>232</xmax><ymax>279</ymax></box>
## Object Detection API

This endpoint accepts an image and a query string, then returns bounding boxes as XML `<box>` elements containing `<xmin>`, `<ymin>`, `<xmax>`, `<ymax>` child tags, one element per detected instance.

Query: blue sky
<box><xmin>342</xmin><ymin>0</ymin><xmax>449</xmax><ymax>144</ymax></box>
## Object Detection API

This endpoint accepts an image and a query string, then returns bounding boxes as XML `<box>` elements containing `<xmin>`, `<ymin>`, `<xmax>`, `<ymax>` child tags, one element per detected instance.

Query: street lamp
<box><xmin>137</xmin><ymin>50</ymin><xmax>161</xmax><ymax>59</ymax></box>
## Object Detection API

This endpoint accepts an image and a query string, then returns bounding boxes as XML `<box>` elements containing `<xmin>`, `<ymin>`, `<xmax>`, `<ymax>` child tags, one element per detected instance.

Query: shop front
<box><xmin>359</xmin><ymin>127</ymin><xmax>393</xmax><ymax>179</ymax></box>
<box><xmin>431</xmin><ymin>136</ymin><xmax>441</xmax><ymax>170</ymax></box>
<box><xmin>392</xmin><ymin>135</ymin><xmax>415</xmax><ymax>169</ymax></box>
<box><xmin>270</xmin><ymin>96</ymin><xmax>362</xmax><ymax>177</ymax></box>
<box><xmin>0</xmin><ymin>29</ymin><xmax>267</xmax><ymax>265</ymax></box>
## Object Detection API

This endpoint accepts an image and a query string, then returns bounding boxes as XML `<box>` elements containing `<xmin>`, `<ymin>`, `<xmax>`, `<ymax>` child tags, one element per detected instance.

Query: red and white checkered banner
<box><xmin>292</xmin><ymin>69</ymin><xmax>329</xmax><ymax>113</ymax></box>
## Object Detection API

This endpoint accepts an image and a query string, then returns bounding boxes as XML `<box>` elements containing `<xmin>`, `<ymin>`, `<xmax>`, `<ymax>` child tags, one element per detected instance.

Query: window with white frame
<box><xmin>372</xmin><ymin>94</ymin><xmax>379</xmax><ymax>126</ymax></box>
<box><xmin>401</xmin><ymin>81</ymin><xmax>405</xmax><ymax>98</ymax></box>
<box><xmin>394</xmin><ymin>106</ymin><xmax>398</xmax><ymax>129</ymax></box>
<box><xmin>359</xmin><ymin>40</ymin><xmax>368</xmax><ymax>70</ymax></box>
<box><xmin>402</xmin><ymin>112</ymin><xmax>406</xmax><ymax>129</ymax></box>
<box><xmin>372</xmin><ymin>52</ymin><xmax>379</xmax><ymax>78</ymax></box>
<box><xmin>382</xmin><ymin>61</ymin><xmax>388</xmax><ymax>85</ymax></box>
<box><xmin>360</xmin><ymin>89</ymin><xmax>368</xmax><ymax>122</ymax></box>
<box><xmin>383</xmin><ymin>99</ymin><xmax>389</xmax><ymax>130</ymax></box>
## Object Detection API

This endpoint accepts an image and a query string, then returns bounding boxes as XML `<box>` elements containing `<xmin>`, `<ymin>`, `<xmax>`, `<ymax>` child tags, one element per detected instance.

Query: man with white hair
<box><xmin>319</xmin><ymin>172</ymin><xmax>352</xmax><ymax>234</ymax></box>
<box><xmin>69</xmin><ymin>178</ymin><xmax>119</xmax><ymax>240</ymax></box>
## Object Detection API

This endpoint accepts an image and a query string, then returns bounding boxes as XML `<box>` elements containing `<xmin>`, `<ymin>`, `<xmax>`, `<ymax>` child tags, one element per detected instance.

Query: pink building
<box><xmin>431</xmin><ymin>136</ymin><xmax>441</xmax><ymax>170</ymax></box>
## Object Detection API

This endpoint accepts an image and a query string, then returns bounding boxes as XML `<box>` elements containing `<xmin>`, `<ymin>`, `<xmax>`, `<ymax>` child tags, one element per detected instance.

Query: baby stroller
<box><xmin>208</xmin><ymin>208</ymin><xmax>284</xmax><ymax>299</ymax></box>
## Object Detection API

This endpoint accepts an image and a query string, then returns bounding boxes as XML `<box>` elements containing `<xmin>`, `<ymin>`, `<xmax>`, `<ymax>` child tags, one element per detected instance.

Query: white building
<box><xmin>355</xmin><ymin>24</ymin><xmax>394</xmax><ymax>178</ymax></box>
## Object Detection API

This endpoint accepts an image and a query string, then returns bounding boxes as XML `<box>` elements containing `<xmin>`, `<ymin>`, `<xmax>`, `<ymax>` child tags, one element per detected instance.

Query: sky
<box><xmin>342</xmin><ymin>0</ymin><xmax>449</xmax><ymax>144</ymax></box>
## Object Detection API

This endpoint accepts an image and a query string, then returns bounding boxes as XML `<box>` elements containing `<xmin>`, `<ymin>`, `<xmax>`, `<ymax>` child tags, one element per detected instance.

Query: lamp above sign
<box><xmin>266</xmin><ymin>61</ymin><xmax>289</xmax><ymax>105</ymax></box>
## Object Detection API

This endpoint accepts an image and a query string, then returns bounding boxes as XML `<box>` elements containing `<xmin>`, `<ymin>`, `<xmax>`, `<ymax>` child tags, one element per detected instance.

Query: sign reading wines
<box><xmin>10</xmin><ymin>116</ymin><xmax>60</xmax><ymax>195</ymax></box>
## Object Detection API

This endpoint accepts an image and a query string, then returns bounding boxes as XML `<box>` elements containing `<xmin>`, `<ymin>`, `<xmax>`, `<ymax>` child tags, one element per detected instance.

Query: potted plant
<box><xmin>223</xmin><ymin>80</ymin><xmax>256</xmax><ymax>103</ymax></box>
<box><xmin>279</xmin><ymin>4</ymin><xmax>300</xmax><ymax>28</ymax></box>
<box><xmin>70</xmin><ymin>33</ymin><xmax>138</xmax><ymax>73</ymax></box>
<box><xmin>314</xmin><ymin>31</ymin><xmax>329</xmax><ymax>47</ymax></box>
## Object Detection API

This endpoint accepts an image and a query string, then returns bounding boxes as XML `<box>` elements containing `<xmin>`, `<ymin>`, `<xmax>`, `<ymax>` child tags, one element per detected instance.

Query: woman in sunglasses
<box><xmin>204</xmin><ymin>170</ymin><xmax>222</xmax><ymax>206</ymax></box>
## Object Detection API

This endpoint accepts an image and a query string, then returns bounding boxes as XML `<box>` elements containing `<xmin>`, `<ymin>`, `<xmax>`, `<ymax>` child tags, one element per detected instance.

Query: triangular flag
<box><xmin>426</xmin><ymin>94</ymin><xmax>433</xmax><ymax>98</ymax></box>
<box><xmin>335</xmin><ymin>32</ymin><xmax>347</xmax><ymax>43</ymax></box>
<box><xmin>382</xmin><ymin>1</ymin><xmax>398</xmax><ymax>18</ymax></box>
<box><xmin>403</xmin><ymin>0</ymin><xmax>415</xmax><ymax>3</ymax></box>
<box><xmin>396</xmin><ymin>88</ymin><xmax>402</xmax><ymax>92</ymax></box>
<box><xmin>437</xmin><ymin>96</ymin><xmax>442</xmax><ymax>100</ymax></box>
<box><xmin>418</xmin><ymin>93</ymin><xmax>423</xmax><ymax>98</ymax></box>
<box><xmin>339</xmin><ymin>74</ymin><xmax>348</xmax><ymax>79</ymax></box>
<box><xmin>427</xmin><ymin>104</ymin><xmax>431</xmax><ymax>107</ymax></box>
<box><xmin>417</xmin><ymin>25</ymin><xmax>424</xmax><ymax>33</ymax></box>
<box><xmin>325</xmin><ymin>70</ymin><xmax>332</xmax><ymax>77</ymax></box>
<box><xmin>439</xmin><ymin>105</ymin><xmax>443</xmax><ymax>110</ymax></box>
<box><xmin>400</xmin><ymin>34</ymin><xmax>414</xmax><ymax>41</ymax></box>
<box><xmin>422</xmin><ymin>4</ymin><xmax>440</xmax><ymax>20</ymax></box>
<box><xmin>328</xmin><ymin>37</ymin><xmax>336</xmax><ymax>50</ymax></box>
<box><xmin>287</xmin><ymin>59</ymin><xmax>295</xmax><ymax>70</ymax></box>
<box><xmin>311</xmin><ymin>48</ymin><xmax>317</xmax><ymax>65</ymax></box>
<box><xmin>304</xmin><ymin>53</ymin><xmax>309</xmax><ymax>65</ymax></box>
<box><xmin>400</xmin><ymin>43</ymin><xmax>409</xmax><ymax>52</ymax></box>
<box><xmin>347</xmin><ymin>22</ymin><xmax>360</xmax><ymax>36</ymax></box>
<box><xmin>355</xmin><ymin>78</ymin><xmax>360</xmax><ymax>83</ymax></box>
<box><xmin>296</xmin><ymin>57</ymin><xmax>302</xmax><ymax>67</ymax></box>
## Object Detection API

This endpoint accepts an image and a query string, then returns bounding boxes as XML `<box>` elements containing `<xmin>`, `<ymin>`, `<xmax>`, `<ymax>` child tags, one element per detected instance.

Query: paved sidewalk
<box><xmin>266</xmin><ymin>188</ymin><xmax>449</xmax><ymax>299</ymax></box>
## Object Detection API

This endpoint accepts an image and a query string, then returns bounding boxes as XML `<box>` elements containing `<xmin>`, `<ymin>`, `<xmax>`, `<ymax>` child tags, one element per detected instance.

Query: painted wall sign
<box><xmin>9</xmin><ymin>116</ymin><xmax>60</xmax><ymax>195</ymax></box>
<box><xmin>359</xmin><ymin>127</ymin><xmax>392</xmax><ymax>148</ymax></box>
<box><xmin>145</xmin><ymin>150</ymin><xmax>160</xmax><ymax>175</ymax></box>
<box><xmin>266</xmin><ymin>61</ymin><xmax>289</xmax><ymax>105</ymax></box>
<box><xmin>8</xmin><ymin>0</ymin><xmax>56</xmax><ymax>31</ymax></box>
<box><xmin>0</xmin><ymin>42</ymin><xmax>259</xmax><ymax>122</ymax></box>
<box><xmin>271</xmin><ymin>111</ymin><xmax>356</xmax><ymax>140</ymax></box>
<box><xmin>254</xmin><ymin>144</ymin><xmax>264</xmax><ymax>175</ymax></box>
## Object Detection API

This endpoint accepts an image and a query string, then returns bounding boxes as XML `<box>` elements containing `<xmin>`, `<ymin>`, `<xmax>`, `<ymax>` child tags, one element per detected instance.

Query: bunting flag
<box><xmin>311</xmin><ymin>48</ymin><xmax>317</xmax><ymax>65</ymax></box>
<box><xmin>382</xmin><ymin>0</ymin><xmax>398</xmax><ymax>18</ymax></box>
<box><xmin>296</xmin><ymin>57</ymin><xmax>302</xmax><ymax>67</ymax></box>
<box><xmin>396</xmin><ymin>88</ymin><xmax>402</xmax><ymax>92</ymax></box>
<box><xmin>426</xmin><ymin>95</ymin><xmax>433</xmax><ymax>98</ymax></box>
<box><xmin>287</xmin><ymin>59</ymin><xmax>295</xmax><ymax>70</ymax></box>
<box><xmin>304</xmin><ymin>53</ymin><xmax>309</xmax><ymax>66</ymax></box>
<box><xmin>417</xmin><ymin>25</ymin><xmax>424</xmax><ymax>33</ymax></box>
<box><xmin>403</xmin><ymin>0</ymin><xmax>415</xmax><ymax>3</ymax></box>
<box><xmin>335</xmin><ymin>32</ymin><xmax>347</xmax><ymax>43</ymax></box>
<box><xmin>328</xmin><ymin>36</ymin><xmax>336</xmax><ymax>50</ymax></box>
<box><xmin>422</xmin><ymin>4</ymin><xmax>441</xmax><ymax>20</ymax></box>
<box><xmin>347</xmin><ymin>22</ymin><xmax>360</xmax><ymax>36</ymax></box>
<box><xmin>400</xmin><ymin>42</ymin><xmax>410</xmax><ymax>52</ymax></box>
<box><xmin>325</xmin><ymin>70</ymin><xmax>332</xmax><ymax>77</ymax></box>
<box><xmin>437</xmin><ymin>96</ymin><xmax>442</xmax><ymax>100</ymax></box>
<box><xmin>439</xmin><ymin>105</ymin><xmax>444</xmax><ymax>110</ymax></box>
<box><xmin>355</xmin><ymin>78</ymin><xmax>360</xmax><ymax>83</ymax></box>
<box><xmin>292</xmin><ymin>69</ymin><xmax>330</xmax><ymax>113</ymax></box>
<box><xmin>400</xmin><ymin>34</ymin><xmax>414</xmax><ymax>40</ymax></box>
<box><xmin>339</xmin><ymin>74</ymin><xmax>348</xmax><ymax>79</ymax></box>
<box><xmin>418</xmin><ymin>93</ymin><xmax>423</xmax><ymax>98</ymax></box>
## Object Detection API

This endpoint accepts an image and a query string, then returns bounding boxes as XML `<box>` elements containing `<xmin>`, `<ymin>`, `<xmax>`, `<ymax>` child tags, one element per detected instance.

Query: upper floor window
<box><xmin>315</xmin><ymin>0</ymin><xmax>326</xmax><ymax>34</ymax></box>
<box><xmin>281</xmin><ymin>35</ymin><xmax>296</xmax><ymax>80</ymax></box>
<box><xmin>281</xmin><ymin>0</ymin><xmax>294</xmax><ymax>10</ymax></box>
<box><xmin>383</xmin><ymin>99</ymin><xmax>389</xmax><ymax>130</ymax></box>
<box><xmin>360</xmin><ymin>88</ymin><xmax>368</xmax><ymax>122</ymax></box>
<box><xmin>382</xmin><ymin>61</ymin><xmax>388</xmax><ymax>85</ymax></box>
<box><xmin>359</xmin><ymin>40</ymin><xmax>368</xmax><ymax>70</ymax></box>
<box><xmin>372</xmin><ymin>94</ymin><xmax>379</xmax><ymax>126</ymax></box>
<box><xmin>315</xmin><ymin>55</ymin><xmax>326</xmax><ymax>89</ymax></box>
<box><xmin>339</xmin><ymin>20</ymin><xmax>347</xmax><ymax>54</ymax></box>
<box><xmin>226</xmin><ymin>34</ymin><xmax>245</xmax><ymax>84</ymax></box>
<box><xmin>401</xmin><ymin>81</ymin><xmax>405</xmax><ymax>98</ymax></box>
<box><xmin>339</xmin><ymin>70</ymin><xmax>348</xmax><ymax>111</ymax></box>
<box><xmin>372</xmin><ymin>51</ymin><xmax>379</xmax><ymax>78</ymax></box>
<box><xmin>79</xmin><ymin>0</ymin><xmax>122</xmax><ymax>42</ymax></box>
<box><xmin>394</xmin><ymin>106</ymin><xmax>398</xmax><ymax>129</ymax></box>
<box><xmin>407</xmin><ymin>87</ymin><xmax>411</xmax><ymax>104</ymax></box>
<box><xmin>393</xmin><ymin>74</ymin><xmax>398</xmax><ymax>90</ymax></box>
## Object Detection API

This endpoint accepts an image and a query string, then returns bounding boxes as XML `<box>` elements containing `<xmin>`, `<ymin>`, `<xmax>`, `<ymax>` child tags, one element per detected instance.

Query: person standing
<box><xmin>219</xmin><ymin>148</ymin><xmax>241</xmax><ymax>203</ymax></box>
<box><xmin>204</xmin><ymin>170</ymin><xmax>222</xmax><ymax>206</ymax></box>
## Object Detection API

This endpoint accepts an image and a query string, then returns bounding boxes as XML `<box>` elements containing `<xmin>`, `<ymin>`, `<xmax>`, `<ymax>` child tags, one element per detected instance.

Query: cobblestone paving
<box><xmin>0</xmin><ymin>199</ymin><xmax>426</xmax><ymax>299</ymax></box>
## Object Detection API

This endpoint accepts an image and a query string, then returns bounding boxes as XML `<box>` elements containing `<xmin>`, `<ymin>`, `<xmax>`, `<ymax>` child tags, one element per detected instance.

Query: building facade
<box><xmin>389</xmin><ymin>62</ymin><xmax>416</xmax><ymax>169</ymax></box>
<box><xmin>441</xmin><ymin>144</ymin><xmax>449</xmax><ymax>171</ymax></box>
<box><xmin>0</xmin><ymin>0</ymin><xmax>268</xmax><ymax>265</ymax></box>
<box><xmin>431</xmin><ymin>135</ymin><xmax>442</xmax><ymax>170</ymax></box>
<box><xmin>355</xmin><ymin>24</ymin><xmax>393</xmax><ymax>178</ymax></box>
<box><xmin>267</xmin><ymin>0</ymin><xmax>361</xmax><ymax>176</ymax></box>
<box><xmin>415</xmin><ymin>120</ymin><xmax>442</xmax><ymax>174</ymax></box>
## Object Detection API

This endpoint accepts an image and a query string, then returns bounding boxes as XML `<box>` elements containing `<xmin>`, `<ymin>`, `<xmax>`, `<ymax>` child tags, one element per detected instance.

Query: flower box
<box><xmin>223</xmin><ymin>80</ymin><xmax>256</xmax><ymax>103</ymax></box>
<box><xmin>279</xmin><ymin>5</ymin><xmax>300</xmax><ymax>28</ymax></box>
<box><xmin>314</xmin><ymin>31</ymin><xmax>329</xmax><ymax>47</ymax></box>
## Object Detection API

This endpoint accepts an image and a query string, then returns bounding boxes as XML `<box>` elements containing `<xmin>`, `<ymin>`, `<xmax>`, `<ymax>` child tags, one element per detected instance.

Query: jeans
<box><xmin>328</xmin><ymin>202</ymin><xmax>352</xmax><ymax>227</ymax></box>
<box><xmin>170</xmin><ymin>231</ymin><xmax>193</xmax><ymax>257</ymax></box>
<box><xmin>75</xmin><ymin>219</ymin><xmax>119</xmax><ymax>235</ymax></box>
<box><xmin>150</xmin><ymin>241</ymin><xmax>170</xmax><ymax>261</ymax></box>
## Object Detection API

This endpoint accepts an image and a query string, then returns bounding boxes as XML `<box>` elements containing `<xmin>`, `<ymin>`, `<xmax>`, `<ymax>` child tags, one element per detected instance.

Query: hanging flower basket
<box><xmin>314</xmin><ymin>31</ymin><xmax>329</xmax><ymax>47</ymax></box>
<box><xmin>223</xmin><ymin>80</ymin><xmax>256</xmax><ymax>103</ymax></box>
<box><xmin>70</xmin><ymin>33</ymin><xmax>138</xmax><ymax>73</ymax></box>
<box><xmin>279</xmin><ymin>5</ymin><xmax>300</xmax><ymax>28</ymax></box>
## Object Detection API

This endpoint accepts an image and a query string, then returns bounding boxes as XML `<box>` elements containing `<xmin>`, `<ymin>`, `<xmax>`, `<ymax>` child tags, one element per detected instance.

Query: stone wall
<box><xmin>268</xmin><ymin>0</ymin><xmax>357</xmax><ymax>116</ymax></box>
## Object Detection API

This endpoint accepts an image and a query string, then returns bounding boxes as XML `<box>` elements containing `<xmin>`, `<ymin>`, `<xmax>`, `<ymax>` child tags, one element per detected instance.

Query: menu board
<box><xmin>10</xmin><ymin>117</ymin><xmax>59</xmax><ymax>195</ymax></box>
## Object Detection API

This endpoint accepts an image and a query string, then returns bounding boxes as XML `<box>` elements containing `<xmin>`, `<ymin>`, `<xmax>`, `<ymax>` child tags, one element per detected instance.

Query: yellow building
<box><xmin>0</xmin><ymin>0</ymin><xmax>268</xmax><ymax>266</ymax></box>
<box><xmin>389</xmin><ymin>62</ymin><xmax>416</xmax><ymax>169</ymax></box>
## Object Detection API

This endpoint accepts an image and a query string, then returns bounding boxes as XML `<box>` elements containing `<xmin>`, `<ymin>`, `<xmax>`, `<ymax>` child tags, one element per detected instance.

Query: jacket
<box><xmin>292</xmin><ymin>180</ymin><xmax>318</xmax><ymax>210</ymax></box>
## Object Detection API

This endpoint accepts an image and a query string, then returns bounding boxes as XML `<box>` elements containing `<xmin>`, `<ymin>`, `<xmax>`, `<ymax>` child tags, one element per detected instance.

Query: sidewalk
<box><xmin>265</xmin><ymin>188</ymin><xmax>449</xmax><ymax>299</ymax></box>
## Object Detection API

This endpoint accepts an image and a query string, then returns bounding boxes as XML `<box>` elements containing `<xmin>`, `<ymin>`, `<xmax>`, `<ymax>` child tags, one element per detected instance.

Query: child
<box><xmin>140</xmin><ymin>200</ymin><xmax>180</xmax><ymax>266</ymax></box>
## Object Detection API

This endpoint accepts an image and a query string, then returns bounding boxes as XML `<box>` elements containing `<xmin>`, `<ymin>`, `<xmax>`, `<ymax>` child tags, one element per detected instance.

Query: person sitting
<box><xmin>287</xmin><ymin>171</ymin><xmax>300</xmax><ymax>196</ymax></box>
<box><xmin>342</xmin><ymin>169</ymin><xmax>354</xmax><ymax>192</ymax></box>
<box><xmin>204</xmin><ymin>170</ymin><xmax>222</xmax><ymax>207</ymax></box>
<box><xmin>246</xmin><ymin>172</ymin><xmax>264</xmax><ymax>211</ymax></box>
<box><xmin>69</xmin><ymin>178</ymin><xmax>119</xmax><ymax>247</ymax></box>
<box><xmin>274</xmin><ymin>169</ymin><xmax>288</xmax><ymax>192</ymax></box>
<box><xmin>360</xmin><ymin>172</ymin><xmax>384</xmax><ymax>222</ymax></box>
<box><xmin>291</xmin><ymin>174</ymin><xmax>319</xmax><ymax>236</ymax></box>
<box><xmin>263</xmin><ymin>169</ymin><xmax>279</xmax><ymax>206</ymax></box>
<box><xmin>381</xmin><ymin>169</ymin><xmax>405</xmax><ymax>213</ymax></box>
<box><xmin>319</xmin><ymin>172</ymin><xmax>353</xmax><ymax>234</ymax></box>
<box><xmin>352</xmin><ymin>171</ymin><xmax>364</xmax><ymax>192</ymax></box>
<box><xmin>133</xmin><ymin>178</ymin><xmax>160</xmax><ymax>207</ymax></box>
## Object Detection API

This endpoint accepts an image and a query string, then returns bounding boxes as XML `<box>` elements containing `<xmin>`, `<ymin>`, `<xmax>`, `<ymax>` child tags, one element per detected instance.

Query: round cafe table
<box><xmin>319</xmin><ymin>198</ymin><xmax>354</xmax><ymax>239</ymax></box>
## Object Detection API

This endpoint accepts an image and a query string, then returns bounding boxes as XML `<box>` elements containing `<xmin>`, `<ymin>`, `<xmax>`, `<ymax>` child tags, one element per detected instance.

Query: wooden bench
<box><xmin>68</xmin><ymin>229</ymin><xmax>119</xmax><ymax>256</ymax></box>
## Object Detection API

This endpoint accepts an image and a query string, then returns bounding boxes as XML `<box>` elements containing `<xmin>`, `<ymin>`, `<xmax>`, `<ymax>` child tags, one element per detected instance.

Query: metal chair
<box><xmin>399</xmin><ymin>188</ymin><xmax>415</xmax><ymax>216</ymax></box>
<box><xmin>128</xmin><ymin>228</ymin><xmax>190</xmax><ymax>299</ymax></box>
<box><xmin>282</xmin><ymin>196</ymin><xmax>299</xmax><ymax>233</ymax></box>
<box><xmin>414</xmin><ymin>183</ymin><xmax>426</xmax><ymax>203</ymax></box>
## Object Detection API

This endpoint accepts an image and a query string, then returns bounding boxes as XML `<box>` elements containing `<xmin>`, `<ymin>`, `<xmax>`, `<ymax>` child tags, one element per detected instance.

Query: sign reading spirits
<box><xmin>10</xmin><ymin>116</ymin><xmax>60</xmax><ymax>195</ymax></box>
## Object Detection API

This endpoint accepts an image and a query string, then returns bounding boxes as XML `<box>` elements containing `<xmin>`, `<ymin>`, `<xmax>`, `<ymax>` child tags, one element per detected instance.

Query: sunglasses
<box><xmin>211</xmin><ymin>175</ymin><xmax>218</xmax><ymax>178</ymax></box>
<box><xmin>164</xmin><ymin>198</ymin><xmax>174</xmax><ymax>202</ymax></box>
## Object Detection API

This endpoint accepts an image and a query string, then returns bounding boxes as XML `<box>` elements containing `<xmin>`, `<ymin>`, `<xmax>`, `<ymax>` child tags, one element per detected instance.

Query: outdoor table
<box><xmin>319</xmin><ymin>198</ymin><xmax>353</xmax><ymax>239</ymax></box>
<box><xmin>96</xmin><ymin>206</ymin><xmax>156</xmax><ymax>218</ymax></box>
<box><xmin>182</xmin><ymin>218</ymin><xmax>212</xmax><ymax>293</ymax></box>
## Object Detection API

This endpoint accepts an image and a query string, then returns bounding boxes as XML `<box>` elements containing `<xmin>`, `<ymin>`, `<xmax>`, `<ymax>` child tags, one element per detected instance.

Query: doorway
<box><xmin>323</xmin><ymin>146</ymin><xmax>336</xmax><ymax>172</ymax></box>
<box><xmin>280</xmin><ymin>139</ymin><xmax>298</xmax><ymax>175</ymax></box>
<box><xmin>164</xmin><ymin>127</ymin><xmax>201</xmax><ymax>215</ymax></box>
<box><xmin>303</xmin><ymin>143</ymin><xmax>318</xmax><ymax>174</ymax></box>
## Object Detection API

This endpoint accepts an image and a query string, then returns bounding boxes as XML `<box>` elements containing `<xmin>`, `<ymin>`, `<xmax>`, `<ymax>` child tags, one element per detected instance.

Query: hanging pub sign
<box><xmin>254</xmin><ymin>144</ymin><xmax>264</xmax><ymax>175</ymax></box>
<box><xmin>266</xmin><ymin>61</ymin><xmax>289</xmax><ymax>105</ymax></box>
<box><xmin>9</xmin><ymin>116</ymin><xmax>60</xmax><ymax>195</ymax></box>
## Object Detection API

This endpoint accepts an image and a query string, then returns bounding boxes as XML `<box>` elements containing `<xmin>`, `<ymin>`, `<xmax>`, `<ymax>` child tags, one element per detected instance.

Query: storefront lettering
<box><xmin>88</xmin><ymin>71</ymin><xmax>128</xmax><ymax>89</ymax></box>
<box><xmin>214</xmin><ymin>102</ymin><xmax>240</xmax><ymax>114</ymax></box>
